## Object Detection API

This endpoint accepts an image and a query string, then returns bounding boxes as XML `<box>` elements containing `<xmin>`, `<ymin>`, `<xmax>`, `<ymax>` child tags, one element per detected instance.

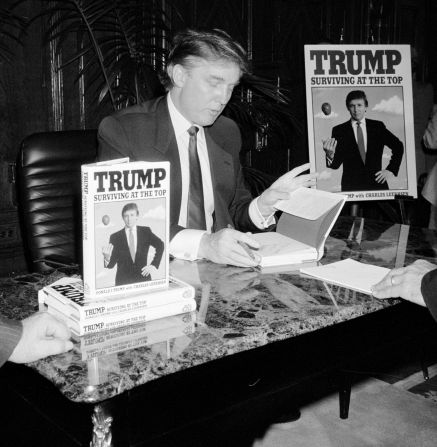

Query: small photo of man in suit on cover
<box><xmin>322</xmin><ymin>89</ymin><xmax>404</xmax><ymax>192</ymax></box>
<box><xmin>102</xmin><ymin>202</ymin><xmax>164</xmax><ymax>286</ymax></box>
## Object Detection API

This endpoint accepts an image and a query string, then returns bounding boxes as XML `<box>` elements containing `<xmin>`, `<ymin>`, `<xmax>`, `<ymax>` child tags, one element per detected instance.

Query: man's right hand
<box><xmin>198</xmin><ymin>228</ymin><xmax>260</xmax><ymax>267</ymax></box>
<box><xmin>9</xmin><ymin>312</ymin><xmax>73</xmax><ymax>364</ymax></box>
<box><xmin>102</xmin><ymin>243</ymin><xmax>114</xmax><ymax>263</ymax></box>
<box><xmin>322</xmin><ymin>137</ymin><xmax>337</xmax><ymax>161</ymax></box>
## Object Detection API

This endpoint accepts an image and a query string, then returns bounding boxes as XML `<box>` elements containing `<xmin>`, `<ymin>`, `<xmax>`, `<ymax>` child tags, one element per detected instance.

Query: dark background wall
<box><xmin>0</xmin><ymin>0</ymin><xmax>436</xmax><ymax>274</ymax></box>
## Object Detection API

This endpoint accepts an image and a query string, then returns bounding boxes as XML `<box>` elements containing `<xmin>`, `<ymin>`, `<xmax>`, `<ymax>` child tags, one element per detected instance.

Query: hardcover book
<box><xmin>37</xmin><ymin>276</ymin><xmax>195</xmax><ymax>320</ymax></box>
<box><xmin>300</xmin><ymin>258</ymin><xmax>390</xmax><ymax>295</ymax></box>
<box><xmin>81</xmin><ymin>158</ymin><xmax>170</xmax><ymax>298</ymax></box>
<box><xmin>43</xmin><ymin>298</ymin><xmax>197</xmax><ymax>336</ymax></box>
<box><xmin>304</xmin><ymin>44</ymin><xmax>416</xmax><ymax>201</ymax></box>
<box><xmin>251</xmin><ymin>187</ymin><xmax>346</xmax><ymax>267</ymax></box>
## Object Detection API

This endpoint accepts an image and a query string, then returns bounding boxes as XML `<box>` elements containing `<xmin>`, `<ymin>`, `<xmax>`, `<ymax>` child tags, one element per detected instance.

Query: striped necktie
<box><xmin>356</xmin><ymin>121</ymin><xmax>366</xmax><ymax>163</ymax></box>
<box><xmin>128</xmin><ymin>229</ymin><xmax>135</xmax><ymax>262</ymax></box>
<box><xmin>187</xmin><ymin>126</ymin><xmax>206</xmax><ymax>230</ymax></box>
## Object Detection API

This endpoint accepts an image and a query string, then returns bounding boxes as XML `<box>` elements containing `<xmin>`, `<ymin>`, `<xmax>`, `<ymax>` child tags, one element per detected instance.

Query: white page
<box><xmin>252</xmin><ymin>232</ymin><xmax>313</xmax><ymax>256</ymax></box>
<box><xmin>300</xmin><ymin>258</ymin><xmax>390</xmax><ymax>295</ymax></box>
<box><xmin>275</xmin><ymin>187</ymin><xmax>346</xmax><ymax>220</ymax></box>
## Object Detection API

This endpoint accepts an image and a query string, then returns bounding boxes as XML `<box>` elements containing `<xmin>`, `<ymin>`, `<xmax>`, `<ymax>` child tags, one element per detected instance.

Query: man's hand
<box><xmin>375</xmin><ymin>169</ymin><xmax>394</xmax><ymax>184</ymax></box>
<box><xmin>141</xmin><ymin>265</ymin><xmax>158</xmax><ymax>278</ymax></box>
<box><xmin>9</xmin><ymin>312</ymin><xmax>73</xmax><ymax>364</ymax></box>
<box><xmin>371</xmin><ymin>260</ymin><xmax>437</xmax><ymax>306</ymax></box>
<box><xmin>198</xmin><ymin>228</ymin><xmax>261</xmax><ymax>267</ymax></box>
<box><xmin>102</xmin><ymin>243</ymin><xmax>114</xmax><ymax>263</ymax></box>
<box><xmin>322</xmin><ymin>137</ymin><xmax>337</xmax><ymax>161</ymax></box>
<box><xmin>257</xmin><ymin>163</ymin><xmax>317</xmax><ymax>217</ymax></box>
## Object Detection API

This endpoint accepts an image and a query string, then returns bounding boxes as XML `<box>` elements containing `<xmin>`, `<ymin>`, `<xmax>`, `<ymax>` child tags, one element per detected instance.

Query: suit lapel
<box><xmin>205</xmin><ymin>129</ymin><xmax>234</xmax><ymax>231</ymax></box>
<box><xmin>150</xmin><ymin>99</ymin><xmax>183</xmax><ymax>226</ymax></box>
<box><xmin>365</xmin><ymin>119</ymin><xmax>376</xmax><ymax>157</ymax></box>
<box><xmin>121</xmin><ymin>229</ymin><xmax>133</xmax><ymax>263</ymax></box>
<box><xmin>346</xmin><ymin>121</ymin><xmax>364</xmax><ymax>165</ymax></box>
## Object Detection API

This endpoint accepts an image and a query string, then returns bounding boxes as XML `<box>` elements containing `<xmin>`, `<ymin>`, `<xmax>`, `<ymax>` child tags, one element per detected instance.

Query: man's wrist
<box><xmin>250</xmin><ymin>197</ymin><xmax>275</xmax><ymax>229</ymax></box>
<box><xmin>198</xmin><ymin>233</ymin><xmax>211</xmax><ymax>259</ymax></box>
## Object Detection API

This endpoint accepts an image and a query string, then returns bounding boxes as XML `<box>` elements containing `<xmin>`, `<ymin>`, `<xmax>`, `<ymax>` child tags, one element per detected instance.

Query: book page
<box><xmin>252</xmin><ymin>232</ymin><xmax>314</xmax><ymax>257</ymax></box>
<box><xmin>300</xmin><ymin>258</ymin><xmax>390</xmax><ymax>295</ymax></box>
<box><xmin>251</xmin><ymin>232</ymin><xmax>317</xmax><ymax>266</ymax></box>
<box><xmin>275</xmin><ymin>187</ymin><xmax>345</xmax><ymax>220</ymax></box>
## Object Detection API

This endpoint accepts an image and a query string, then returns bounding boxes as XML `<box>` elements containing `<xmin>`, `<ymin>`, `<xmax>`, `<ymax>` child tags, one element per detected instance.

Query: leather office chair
<box><xmin>16</xmin><ymin>130</ymin><xmax>98</xmax><ymax>272</ymax></box>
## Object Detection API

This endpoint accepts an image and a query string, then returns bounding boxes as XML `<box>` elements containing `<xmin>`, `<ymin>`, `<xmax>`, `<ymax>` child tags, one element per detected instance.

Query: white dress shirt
<box><xmin>125</xmin><ymin>226</ymin><xmax>137</xmax><ymax>252</ymax></box>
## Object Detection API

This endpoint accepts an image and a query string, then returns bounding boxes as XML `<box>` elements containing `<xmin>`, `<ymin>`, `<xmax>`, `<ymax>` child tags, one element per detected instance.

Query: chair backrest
<box><xmin>16</xmin><ymin>130</ymin><xmax>98</xmax><ymax>272</ymax></box>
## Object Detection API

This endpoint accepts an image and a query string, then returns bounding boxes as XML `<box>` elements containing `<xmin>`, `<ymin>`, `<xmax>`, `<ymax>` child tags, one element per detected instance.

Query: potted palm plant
<box><xmin>35</xmin><ymin>0</ymin><xmax>301</xmax><ymax>144</ymax></box>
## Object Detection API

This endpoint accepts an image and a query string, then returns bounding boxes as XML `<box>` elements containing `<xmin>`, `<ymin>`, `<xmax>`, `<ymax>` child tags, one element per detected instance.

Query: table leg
<box><xmin>339</xmin><ymin>375</ymin><xmax>351</xmax><ymax>419</ymax></box>
<box><xmin>90</xmin><ymin>405</ymin><xmax>113</xmax><ymax>447</ymax></box>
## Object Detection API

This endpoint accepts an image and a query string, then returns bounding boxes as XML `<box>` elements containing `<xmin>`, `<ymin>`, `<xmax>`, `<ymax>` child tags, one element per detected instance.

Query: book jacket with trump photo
<box><xmin>81</xmin><ymin>159</ymin><xmax>170</xmax><ymax>298</ymax></box>
<box><xmin>304</xmin><ymin>44</ymin><xmax>416</xmax><ymax>201</ymax></box>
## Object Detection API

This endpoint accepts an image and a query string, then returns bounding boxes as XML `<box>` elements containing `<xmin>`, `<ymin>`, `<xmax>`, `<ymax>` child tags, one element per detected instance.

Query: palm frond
<box><xmin>0</xmin><ymin>6</ymin><xmax>27</xmax><ymax>63</ymax></box>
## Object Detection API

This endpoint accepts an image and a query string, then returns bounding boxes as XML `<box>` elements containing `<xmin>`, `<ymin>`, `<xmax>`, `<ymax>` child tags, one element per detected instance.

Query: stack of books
<box><xmin>38</xmin><ymin>158</ymin><xmax>198</xmax><ymax>337</ymax></box>
<box><xmin>38</xmin><ymin>276</ymin><xmax>197</xmax><ymax>336</ymax></box>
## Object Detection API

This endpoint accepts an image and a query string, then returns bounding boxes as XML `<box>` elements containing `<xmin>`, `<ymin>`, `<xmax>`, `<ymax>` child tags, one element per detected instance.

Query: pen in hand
<box><xmin>237</xmin><ymin>240</ymin><xmax>257</xmax><ymax>261</ymax></box>
<box><xmin>227</xmin><ymin>224</ymin><xmax>257</xmax><ymax>262</ymax></box>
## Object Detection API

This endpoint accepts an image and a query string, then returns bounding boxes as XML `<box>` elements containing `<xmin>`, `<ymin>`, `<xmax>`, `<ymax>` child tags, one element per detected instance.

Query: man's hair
<box><xmin>162</xmin><ymin>28</ymin><xmax>248</xmax><ymax>89</ymax></box>
<box><xmin>346</xmin><ymin>90</ymin><xmax>368</xmax><ymax>107</ymax></box>
<box><xmin>122</xmin><ymin>203</ymin><xmax>139</xmax><ymax>216</ymax></box>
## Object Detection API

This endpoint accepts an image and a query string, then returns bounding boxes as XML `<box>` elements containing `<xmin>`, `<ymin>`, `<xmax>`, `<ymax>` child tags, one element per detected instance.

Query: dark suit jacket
<box><xmin>421</xmin><ymin>268</ymin><xmax>437</xmax><ymax>323</ymax></box>
<box><xmin>328</xmin><ymin>118</ymin><xmax>404</xmax><ymax>191</ymax></box>
<box><xmin>97</xmin><ymin>96</ymin><xmax>258</xmax><ymax>239</ymax></box>
<box><xmin>106</xmin><ymin>226</ymin><xmax>164</xmax><ymax>286</ymax></box>
<box><xmin>0</xmin><ymin>316</ymin><xmax>22</xmax><ymax>367</ymax></box>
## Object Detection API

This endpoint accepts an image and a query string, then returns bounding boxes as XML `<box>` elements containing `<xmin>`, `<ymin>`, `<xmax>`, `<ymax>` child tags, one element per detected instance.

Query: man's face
<box><xmin>122</xmin><ymin>209</ymin><xmax>138</xmax><ymax>229</ymax></box>
<box><xmin>347</xmin><ymin>98</ymin><xmax>367</xmax><ymax>121</ymax></box>
<box><xmin>172</xmin><ymin>58</ymin><xmax>241</xmax><ymax>126</ymax></box>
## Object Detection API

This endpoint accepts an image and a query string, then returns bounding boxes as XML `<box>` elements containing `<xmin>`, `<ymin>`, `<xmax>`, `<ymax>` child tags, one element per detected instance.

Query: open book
<box><xmin>251</xmin><ymin>187</ymin><xmax>347</xmax><ymax>267</ymax></box>
<box><xmin>300</xmin><ymin>258</ymin><xmax>390</xmax><ymax>294</ymax></box>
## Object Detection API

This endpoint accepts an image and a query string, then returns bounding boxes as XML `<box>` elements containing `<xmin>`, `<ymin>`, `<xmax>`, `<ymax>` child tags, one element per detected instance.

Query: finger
<box><xmin>239</xmin><ymin>233</ymin><xmax>260</xmax><ymax>249</ymax></box>
<box><xmin>227</xmin><ymin>244</ymin><xmax>260</xmax><ymax>267</ymax></box>
<box><xmin>288</xmin><ymin>162</ymin><xmax>310</xmax><ymax>178</ymax></box>
<box><xmin>45</xmin><ymin>318</ymin><xmax>72</xmax><ymax>340</ymax></box>
<box><xmin>371</xmin><ymin>269</ymin><xmax>405</xmax><ymax>296</ymax></box>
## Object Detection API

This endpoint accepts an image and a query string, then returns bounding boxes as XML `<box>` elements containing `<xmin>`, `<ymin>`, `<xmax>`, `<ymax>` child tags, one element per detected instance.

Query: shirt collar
<box><xmin>167</xmin><ymin>93</ymin><xmax>201</xmax><ymax>138</ymax></box>
<box><xmin>352</xmin><ymin>117</ymin><xmax>366</xmax><ymax>126</ymax></box>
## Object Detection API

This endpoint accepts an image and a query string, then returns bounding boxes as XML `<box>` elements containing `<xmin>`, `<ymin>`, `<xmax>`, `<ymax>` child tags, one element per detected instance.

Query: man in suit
<box><xmin>98</xmin><ymin>28</ymin><xmax>316</xmax><ymax>267</ymax></box>
<box><xmin>323</xmin><ymin>90</ymin><xmax>404</xmax><ymax>191</ymax></box>
<box><xmin>0</xmin><ymin>313</ymin><xmax>73</xmax><ymax>367</ymax></box>
<box><xmin>103</xmin><ymin>203</ymin><xmax>164</xmax><ymax>286</ymax></box>
<box><xmin>372</xmin><ymin>260</ymin><xmax>437</xmax><ymax>323</ymax></box>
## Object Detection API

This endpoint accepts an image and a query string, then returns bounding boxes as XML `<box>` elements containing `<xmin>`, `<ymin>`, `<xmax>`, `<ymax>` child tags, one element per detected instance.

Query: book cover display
<box><xmin>304</xmin><ymin>45</ymin><xmax>416</xmax><ymax>201</ymax></box>
<box><xmin>82</xmin><ymin>158</ymin><xmax>170</xmax><ymax>298</ymax></box>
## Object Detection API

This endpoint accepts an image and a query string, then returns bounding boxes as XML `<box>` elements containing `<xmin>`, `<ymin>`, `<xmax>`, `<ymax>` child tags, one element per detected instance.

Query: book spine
<box><xmin>47</xmin><ymin>298</ymin><xmax>197</xmax><ymax>335</ymax></box>
<box><xmin>42</xmin><ymin>278</ymin><xmax>195</xmax><ymax>320</ymax></box>
<box><xmin>81</xmin><ymin>165</ymin><xmax>94</xmax><ymax>297</ymax></box>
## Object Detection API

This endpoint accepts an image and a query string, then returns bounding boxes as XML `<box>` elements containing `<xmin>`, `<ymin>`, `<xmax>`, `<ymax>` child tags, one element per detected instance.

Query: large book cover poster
<box><xmin>82</xmin><ymin>160</ymin><xmax>170</xmax><ymax>298</ymax></box>
<box><xmin>304</xmin><ymin>45</ymin><xmax>416</xmax><ymax>201</ymax></box>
